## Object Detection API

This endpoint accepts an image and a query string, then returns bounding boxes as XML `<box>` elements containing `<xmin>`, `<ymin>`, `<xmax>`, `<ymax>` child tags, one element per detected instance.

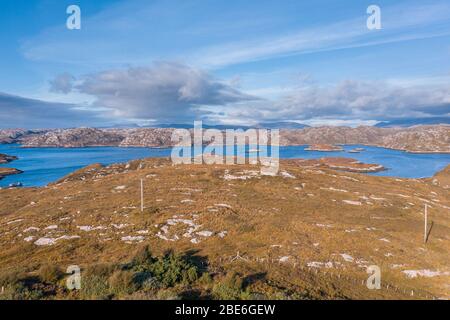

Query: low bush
<box><xmin>38</xmin><ymin>265</ymin><xmax>63</xmax><ymax>284</ymax></box>
<box><xmin>197</xmin><ymin>272</ymin><xmax>214</xmax><ymax>288</ymax></box>
<box><xmin>212</xmin><ymin>272</ymin><xmax>251</xmax><ymax>300</ymax></box>
<box><xmin>130</xmin><ymin>247</ymin><xmax>199</xmax><ymax>288</ymax></box>
<box><xmin>145</xmin><ymin>252</ymin><xmax>198</xmax><ymax>287</ymax></box>
<box><xmin>0</xmin><ymin>283</ymin><xmax>44</xmax><ymax>300</ymax></box>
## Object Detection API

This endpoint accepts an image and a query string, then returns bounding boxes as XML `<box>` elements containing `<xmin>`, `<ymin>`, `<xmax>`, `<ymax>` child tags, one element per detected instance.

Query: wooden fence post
<box><xmin>140</xmin><ymin>179</ymin><xmax>144</xmax><ymax>212</ymax></box>
<box><xmin>424</xmin><ymin>204</ymin><xmax>428</xmax><ymax>243</ymax></box>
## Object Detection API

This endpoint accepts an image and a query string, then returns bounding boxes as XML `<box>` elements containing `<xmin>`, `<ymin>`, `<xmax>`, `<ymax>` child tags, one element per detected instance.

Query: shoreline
<box><xmin>3</xmin><ymin>156</ymin><xmax>448</xmax><ymax>190</ymax></box>
<box><xmin>0</xmin><ymin>153</ymin><xmax>22</xmax><ymax>181</ymax></box>
<box><xmin>1</xmin><ymin>143</ymin><xmax>448</xmax><ymax>188</ymax></box>
<box><xmin>2</xmin><ymin>125</ymin><xmax>450</xmax><ymax>154</ymax></box>
<box><xmin>0</xmin><ymin>168</ymin><xmax>23</xmax><ymax>181</ymax></box>
<box><xmin>3</xmin><ymin>142</ymin><xmax>449</xmax><ymax>154</ymax></box>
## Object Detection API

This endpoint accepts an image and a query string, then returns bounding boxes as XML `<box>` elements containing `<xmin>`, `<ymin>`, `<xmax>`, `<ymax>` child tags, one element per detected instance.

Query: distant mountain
<box><xmin>147</xmin><ymin>123</ymin><xmax>240</xmax><ymax>129</ymax></box>
<box><xmin>7</xmin><ymin>125</ymin><xmax>450</xmax><ymax>153</ymax></box>
<box><xmin>146</xmin><ymin>121</ymin><xmax>309</xmax><ymax>130</ymax></box>
<box><xmin>255</xmin><ymin>122</ymin><xmax>309</xmax><ymax>129</ymax></box>
<box><xmin>375</xmin><ymin>117</ymin><xmax>450</xmax><ymax>128</ymax></box>
<box><xmin>98</xmin><ymin>123</ymin><xmax>141</xmax><ymax>129</ymax></box>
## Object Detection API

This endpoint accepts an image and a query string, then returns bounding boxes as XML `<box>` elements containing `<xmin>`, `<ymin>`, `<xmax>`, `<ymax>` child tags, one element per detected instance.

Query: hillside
<box><xmin>280</xmin><ymin>125</ymin><xmax>450</xmax><ymax>153</ymax></box>
<box><xmin>2</xmin><ymin>125</ymin><xmax>448</xmax><ymax>153</ymax></box>
<box><xmin>0</xmin><ymin>158</ymin><xmax>448</xmax><ymax>300</ymax></box>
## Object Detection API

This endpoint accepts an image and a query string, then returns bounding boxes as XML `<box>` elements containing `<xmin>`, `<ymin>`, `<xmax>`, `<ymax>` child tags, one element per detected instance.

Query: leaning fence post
<box><xmin>140</xmin><ymin>178</ymin><xmax>144</xmax><ymax>212</ymax></box>
<box><xmin>424</xmin><ymin>204</ymin><xmax>428</xmax><ymax>243</ymax></box>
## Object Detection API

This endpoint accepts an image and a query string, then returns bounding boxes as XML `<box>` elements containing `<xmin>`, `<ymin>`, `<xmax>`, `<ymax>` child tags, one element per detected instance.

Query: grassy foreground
<box><xmin>0</xmin><ymin>158</ymin><xmax>449</xmax><ymax>300</ymax></box>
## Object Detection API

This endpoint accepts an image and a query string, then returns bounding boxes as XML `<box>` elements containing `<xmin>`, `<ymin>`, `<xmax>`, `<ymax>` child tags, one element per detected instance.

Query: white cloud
<box><xmin>74</xmin><ymin>62</ymin><xmax>258</xmax><ymax>122</ymax></box>
<box><xmin>215</xmin><ymin>79</ymin><xmax>450</xmax><ymax>123</ymax></box>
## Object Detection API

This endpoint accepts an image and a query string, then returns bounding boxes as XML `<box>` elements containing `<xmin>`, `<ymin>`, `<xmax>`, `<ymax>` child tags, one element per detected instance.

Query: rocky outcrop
<box><xmin>430</xmin><ymin>165</ymin><xmax>450</xmax><ymax>189</ymax></box>
<box><xmin>119</xmin><ymin>128</ymin><xmax>176</xmax><ymax>147</ymax></box>
<box><xmin>380</xmin><ymin>126</ymin><xmax>450</xmax><ymax>153</ymax></box>
<box><xmin>21</xmin><ymin>128</ymin><xmax>126</xmax><ymax>148</ymax></box>
<box><xmin>280</xmin><ymin>126</ymin><xmax>398</xmax><ymax>146</ymax></box>
<box><xmin>0</xmin><ymin>129</ymin><xmax>30</xmax><ymax>144</ymax></box>
<box><xmin>280</xmin><ymin>125</ymin><xmax>450</xmax><ymax>153</ymax></box>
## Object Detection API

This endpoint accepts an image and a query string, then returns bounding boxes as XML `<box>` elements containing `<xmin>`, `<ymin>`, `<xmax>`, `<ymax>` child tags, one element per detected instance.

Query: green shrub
<box><xmin>212</xmin><ymin>272</ymin><xmax>250</xmax><ymax>300</ymax></box>
<box><xmin>130</xmin><ymin>248</ymin><xmax>199</xmax><ymax>288</ymax></box>
<box><xmin>197</xmin><ymin>272</ymin><xmax>213</xmax><ymax>287</ymax></box>
<box><xmin>148</xmin><ymin>252</ymin><xmax>199</xmax><ymax>287</ymax></box>
<box><xmin>131</xmin><ymin>246</ymin><xmax>155</xmax><ymax>271</ymax></box>
<box><xmin>140</xmin><ymin>275</ymin><xmax>161</xmax><ymax>291</ymax></box>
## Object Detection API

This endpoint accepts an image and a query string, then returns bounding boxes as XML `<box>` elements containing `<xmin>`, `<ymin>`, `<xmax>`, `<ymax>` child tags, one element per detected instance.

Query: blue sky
<box><xmin>0</xmin><ymin>0</ymin><xmax>449</xmax><ymax>128</ymax></box>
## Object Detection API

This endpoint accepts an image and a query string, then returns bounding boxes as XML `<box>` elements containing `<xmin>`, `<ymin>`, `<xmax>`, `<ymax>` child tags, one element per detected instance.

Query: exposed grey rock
<box><xmin>0</xmin><ymin>125</ymin><xmax>448</xmax><ymax>153</ymax></box>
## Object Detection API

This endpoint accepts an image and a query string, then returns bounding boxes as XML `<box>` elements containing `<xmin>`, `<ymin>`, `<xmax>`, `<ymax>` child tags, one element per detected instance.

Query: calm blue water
<box><xmin>0</xmin><ymin>144</ymin><xmax>449</xmax><ymax>187</ymax></box>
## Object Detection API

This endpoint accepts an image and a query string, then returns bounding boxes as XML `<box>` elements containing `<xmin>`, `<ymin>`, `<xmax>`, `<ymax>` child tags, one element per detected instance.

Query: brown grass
<box><xmin>0</xmin><ymin>158</ymin><xmax>449</xmax><ymax>300</ymax></box>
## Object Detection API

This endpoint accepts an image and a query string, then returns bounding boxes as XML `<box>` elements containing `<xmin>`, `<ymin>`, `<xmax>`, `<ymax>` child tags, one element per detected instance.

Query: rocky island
<box><xmin>0</xmin><ymin>153</ymin><xmax>18</xmax><ymax>164</ymax></box>
<box><xmin>305</xmin><ymin>144</ymin><xmax>344</xmax><ymax>151</ymax></box>
<box><xmin>0</xmin><ymin>167</ymin><xmax>23</xmax><ymax>180</ymax></box>
<box><xmin>294</xmin><ymin>157</ymin><xmax>386</xmax><ymax>173</ymax></box>
<box><xmin>0</xmin><ymin>153</ymin><xmax>22</xmax><ymax>181</ymax></box>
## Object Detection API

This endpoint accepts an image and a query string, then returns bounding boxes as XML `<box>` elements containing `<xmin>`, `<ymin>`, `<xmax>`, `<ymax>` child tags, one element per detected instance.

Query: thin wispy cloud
<box><xmin>192</xmin><ymin>2</ymin><xmax>450</xmax><ymax>68</ymax></box>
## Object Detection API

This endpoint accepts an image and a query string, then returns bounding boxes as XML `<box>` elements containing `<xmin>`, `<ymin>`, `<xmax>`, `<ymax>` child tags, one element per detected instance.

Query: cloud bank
<box><xmin>5</xmin><ymin>63</ymin><xmax>450</xmax><ymax>128</ymax></box>
<box><xmin>71</xmin><ymin>62</ymin><xmax>258</xmax><ymax>122</ymax></box>
<box><xmin>211</xmin><ymin>80</ymin><xmax>450</xmax><ymax>124</ymax></box>
<box><xmin>0</xmin><ymin>92</ymin><xmax>104</xmax><ymax>128</ymax></box>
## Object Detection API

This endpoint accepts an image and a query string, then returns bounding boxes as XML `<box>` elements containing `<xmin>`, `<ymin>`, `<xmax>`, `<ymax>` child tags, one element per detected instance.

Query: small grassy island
<box><xmin>305</xmin><ymin>144</ymin><xmax>344</xmax><ymax>152</ymax></box>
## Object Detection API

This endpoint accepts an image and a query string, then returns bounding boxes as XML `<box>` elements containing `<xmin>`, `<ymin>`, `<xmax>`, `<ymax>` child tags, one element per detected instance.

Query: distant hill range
<box><xmin>106</xmin><ymin>118</ymin><xmax>450</xmax><ymax>129</ymax></box>
<box><xmin>103</xmin><ymin>121</ymin><xmax>310</xmax><ymax>130</ymax></box>
<box><xmin>375</xmin><ymin>117</ymin><xmax>450</xmax><ymax>128</ymax></box>
<box><xmin>1</xmin><ymin>125</ymin><xmax>449</xmax><ymax>153</ymax></box>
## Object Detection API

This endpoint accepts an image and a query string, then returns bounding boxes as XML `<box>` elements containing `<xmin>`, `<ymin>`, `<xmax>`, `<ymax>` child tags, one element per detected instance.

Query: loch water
<box><xmin>1</xmin><ymin>144</ymin><xmax>449</xmax><ymax>187</ymax></box>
